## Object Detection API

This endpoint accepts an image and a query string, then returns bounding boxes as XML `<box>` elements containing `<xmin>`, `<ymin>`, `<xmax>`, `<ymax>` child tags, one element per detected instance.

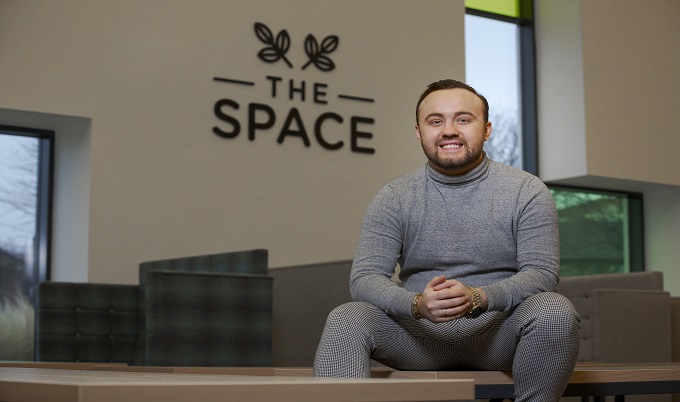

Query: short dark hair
<box><xmin>415</xmin><ymin>79</ymin><xmax>489</xmax><ymax>124</ymax></box>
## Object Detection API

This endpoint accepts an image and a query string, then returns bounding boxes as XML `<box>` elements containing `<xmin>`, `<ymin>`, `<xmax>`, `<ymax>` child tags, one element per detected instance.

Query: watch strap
<box><xmin>411</xmin><ymin>293</ymin><xmax>423</xmax><ymax>319</ymax></box>
<box><xmin>466</xmin><ymin>287</ymin><xmax>483</xmax><ymax>318</ymax></box>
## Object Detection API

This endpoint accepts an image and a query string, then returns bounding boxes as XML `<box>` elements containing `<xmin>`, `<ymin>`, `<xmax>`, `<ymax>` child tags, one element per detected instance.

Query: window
<box><xmin>465</xmin><ymin>1</ymin><xmax>645</xmax><ymax>277</ymax></box>
<box><xmin>465</xmin><ymin>0</ymin><xmax>536</xmax><ymax>173</ymax></box>
<box><xmin>550</xmin><ymin>185</ymin><xmax>644</xmax><ymax>277</ymax></box>
<box><xmin>0</xmin><ymin>125</ymin><xmax>53</xmax><ymax>360</ymax></box>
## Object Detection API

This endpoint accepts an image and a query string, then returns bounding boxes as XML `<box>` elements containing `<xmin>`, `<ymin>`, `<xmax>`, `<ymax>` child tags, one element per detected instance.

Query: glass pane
<box><xmin>466</xmin><ymin>0</ymin><xmax>521</xmax><ymax>18</ymax></box>
<box><xmin>550</xmin><ymin>187</ymin><xmax>637</xmax><ymax>277</ymax></box>
<box><xmin>465</xmin><ymin>14</ymin><xmax>523</xmax><ymax>169</ymax></box>
<box><xmin>0</xmin><ymin>133</ymin><xmax>39</xmax><ymax>360</ymax></box>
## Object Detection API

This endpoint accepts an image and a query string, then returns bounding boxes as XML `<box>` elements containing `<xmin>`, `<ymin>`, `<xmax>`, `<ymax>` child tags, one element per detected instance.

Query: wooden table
<box><xmin>0</xmin><ymin>365</ymin><xmax>474</xmax><ymax>402</ymax></box>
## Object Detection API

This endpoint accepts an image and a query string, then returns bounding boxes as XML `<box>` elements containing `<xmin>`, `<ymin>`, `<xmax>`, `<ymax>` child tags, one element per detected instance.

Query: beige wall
<box><xmin>2</xmin><ymin>0</ymin><xmax>679</xmax><ymax>296</ymax></box>
<box><xmin>537</xmin><ymin>0</ymin><xmax>680</xmax><ymax>187</ymax></box>
<box><xmin>0</xmin><ymin>0</ymin><xmax>465</xmax><ymax>283</ymax></box>
<box><xmin>536</xmin><ymin>0</ymin><xmax>680</xmax><ymax>295</ymax></box>
<box><xmin>581</xmin><ymin>0</ymin><xmax>680</xmax><ymax>186</ymax></box>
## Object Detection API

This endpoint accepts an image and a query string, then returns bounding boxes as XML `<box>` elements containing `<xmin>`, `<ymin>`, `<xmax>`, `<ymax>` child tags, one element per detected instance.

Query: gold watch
<box><xmin>466</xmin><ymin>287</ymin><xmax>483</xmax><ymax>319</ymax></box>
<box><xmin>411</xmin><ymin>293</ymin><xmax>423</xmax><ymax>319</ymax></box>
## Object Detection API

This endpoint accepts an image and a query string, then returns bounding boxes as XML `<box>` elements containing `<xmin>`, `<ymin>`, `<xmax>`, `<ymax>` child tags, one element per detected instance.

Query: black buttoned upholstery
<box><xmin>36</xmin><ymin>249</ymin><xmax>271</xmax><ymax>366</ymax></box>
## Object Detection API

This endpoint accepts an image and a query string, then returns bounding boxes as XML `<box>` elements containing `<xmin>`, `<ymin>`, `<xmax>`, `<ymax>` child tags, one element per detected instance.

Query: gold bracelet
<box><xmin>411</xmin><ymin>293</ymin><xmax>423</xmax><ymax>319</ymax></box>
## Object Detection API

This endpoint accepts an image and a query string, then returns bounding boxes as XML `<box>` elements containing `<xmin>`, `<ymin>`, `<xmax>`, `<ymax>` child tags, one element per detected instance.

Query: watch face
<box><xmin>469</xmin><ymin>306</ymin><xmax>483</xmax><ymax>318</ymax></box>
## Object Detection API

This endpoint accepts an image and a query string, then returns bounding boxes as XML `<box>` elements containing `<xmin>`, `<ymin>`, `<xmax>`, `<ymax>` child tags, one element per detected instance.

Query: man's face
<box><xmin>415</xmin><ymin>88</ymin><xmax>492</xmax><ymax>176</ymax></box>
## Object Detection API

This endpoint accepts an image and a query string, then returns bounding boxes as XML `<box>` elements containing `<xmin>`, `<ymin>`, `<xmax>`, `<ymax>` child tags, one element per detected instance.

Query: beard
<box><xmin>421</xmin><ymin>138</ymin><xmax>484</xmax><ymax>172</ymax></box>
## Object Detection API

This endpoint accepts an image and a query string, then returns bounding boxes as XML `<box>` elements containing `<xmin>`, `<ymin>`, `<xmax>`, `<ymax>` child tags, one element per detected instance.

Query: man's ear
<box><xmin>484</xmin><ymin>121</ymin><xmax>492</xmax><ymax>141</ymax></box>
<box><xmin>415</xmin><ymin>124</ymin><xmax>422</xmax><ymax>141</ymax></box>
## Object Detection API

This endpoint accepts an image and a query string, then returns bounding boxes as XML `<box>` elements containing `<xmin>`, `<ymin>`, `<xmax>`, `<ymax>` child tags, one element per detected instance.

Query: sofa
<box><xmin>36</xmin><ymin>249</ymin><xmax>273</xmax><ymax>367</ymax></box>
<box><xmin>557</xmin><ymin>271</ymin><xmax>678</xmax><ymax>402</ymax></box>
<box><xmin>272</xmin><ymin>263</ymin><xmax>678</xmax><ymax>366</ymax></box>
<box><xmin>271</xmin><ymin>262</ymin><xmax>680</xmax><ymax>401</ymax></box>
<box><xmin>36</xmin><ymin>254</ymin><xmax>679</xmax><ymax>399</ymax></box>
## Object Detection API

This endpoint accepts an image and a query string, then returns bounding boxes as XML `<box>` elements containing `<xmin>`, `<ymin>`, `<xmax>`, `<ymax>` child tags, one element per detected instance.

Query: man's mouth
<box><xmin>439</xmin><ymin>140</ymin><xmax>464</xmax><ymax>149</ymax></box>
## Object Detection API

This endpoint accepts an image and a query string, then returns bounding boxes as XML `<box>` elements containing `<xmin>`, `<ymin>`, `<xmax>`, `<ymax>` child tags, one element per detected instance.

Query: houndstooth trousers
<box><xmin>314</xmin><ymin>292</ymin><xmax>581</xmax><ymax>402</ymax></box>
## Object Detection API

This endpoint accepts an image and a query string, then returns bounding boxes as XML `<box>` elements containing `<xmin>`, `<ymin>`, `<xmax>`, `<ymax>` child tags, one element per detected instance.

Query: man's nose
<box><xmin>443</xmin><ymin>120</ymin><xmax>459</xmax><ymax>136</ymax></box>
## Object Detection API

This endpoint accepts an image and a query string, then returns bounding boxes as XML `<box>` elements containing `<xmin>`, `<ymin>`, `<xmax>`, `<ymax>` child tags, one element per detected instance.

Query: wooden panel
<box><xmin>0</xmin><ymin>362</ymin><xmax>126</xmax><ymax>370</ymax></box>
<box><xmin>0</xmin><ymin>367</ymin><xmax>474</xmax><ymax>402</ymax></box>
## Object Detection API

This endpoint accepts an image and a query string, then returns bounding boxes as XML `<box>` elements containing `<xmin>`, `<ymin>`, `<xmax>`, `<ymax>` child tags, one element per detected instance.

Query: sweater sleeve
<box><xmin>349</xmin><ymin>185</ymin><xmax>415</xmax><ymax>316</ymax></box>
<box><xmin>483</xmin><ymin>177</ymin><xmax>561</xmax><ymax>313</ymax></box>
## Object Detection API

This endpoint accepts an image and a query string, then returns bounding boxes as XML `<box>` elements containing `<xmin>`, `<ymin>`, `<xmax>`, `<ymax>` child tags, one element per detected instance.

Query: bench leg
<box><xmin>581</xmin><ymin>397</ymin><xmax>611</xmax><ymax>402</ymax></box>
<box><xmin>581</xmin><ymin>396</ymin><xmax>626</xmax><ymax>402</ymax></box>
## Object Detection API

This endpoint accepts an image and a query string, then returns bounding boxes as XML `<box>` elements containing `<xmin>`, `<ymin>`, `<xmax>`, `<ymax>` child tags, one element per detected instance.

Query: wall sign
<box><xmin>212</xmin><ymin>22</ymin><xmax>376</xmax><ymax>154</ymax></box>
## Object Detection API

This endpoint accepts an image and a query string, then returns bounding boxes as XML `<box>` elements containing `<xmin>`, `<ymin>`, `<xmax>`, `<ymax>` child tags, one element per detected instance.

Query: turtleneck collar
<box><xmin>426</xmin><ymin>153</ymin><xmax>490</xmax><ymax>186</ymax></box>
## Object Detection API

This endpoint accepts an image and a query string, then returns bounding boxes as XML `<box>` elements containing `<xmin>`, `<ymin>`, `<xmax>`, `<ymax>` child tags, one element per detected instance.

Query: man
<box><xmin>313</xmin><ymin>79</ymin><xmax>581</xmax><ymax>402</ymax></box>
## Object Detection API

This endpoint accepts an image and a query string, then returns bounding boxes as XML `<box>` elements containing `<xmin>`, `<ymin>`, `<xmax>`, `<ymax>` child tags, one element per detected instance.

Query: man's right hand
<box><xmin>418</xmin><ymin>275</ymin><xmax>470</xmax><ymax>323</ymax></box>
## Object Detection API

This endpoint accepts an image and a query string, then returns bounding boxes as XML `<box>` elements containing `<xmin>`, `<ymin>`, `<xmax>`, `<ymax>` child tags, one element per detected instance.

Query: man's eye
<box><xmin>458</xmin><ymin>118</ymin><xmax>470</xmax><ymax>124</ymax></box>
<box><xmin>430</xmin><ymin>119</ymin><xmax>442</xmax><ymax>125</ymax></box>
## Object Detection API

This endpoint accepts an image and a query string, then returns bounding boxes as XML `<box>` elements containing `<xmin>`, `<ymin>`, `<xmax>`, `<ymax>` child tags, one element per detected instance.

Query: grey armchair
<box><xmin>138</xmin><ymin>249</ymin><xmax>272</xmax><ymax>366</ymax></box>
<box><xmin>557</xmin><ymin>271</ymin><xmax>672</xmax><ymax>364</ymax></box>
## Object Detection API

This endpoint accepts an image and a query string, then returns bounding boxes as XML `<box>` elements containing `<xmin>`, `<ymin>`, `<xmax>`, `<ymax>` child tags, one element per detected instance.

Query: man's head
<box><xmin>415</xmin><ymin>79</ymin><xmax>492</xmax><ymax>176</ymax></box>
<box><xmin>415</xmin><ymin>79</ymin><xmax>489</xmax><ymax>124</ymax></box>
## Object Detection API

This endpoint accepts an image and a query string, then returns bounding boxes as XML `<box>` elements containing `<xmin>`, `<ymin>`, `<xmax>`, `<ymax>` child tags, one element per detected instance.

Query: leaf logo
<box><xmin>254</xmin><ymin>22</ymin><xmax>293</xmax><ymax>68</ymax></box>
<box><xmin>253</xmin><ymin>22</ymin><xmax>339</xmax><ymax>72</ymax></box>
<box><xmin>302</xmin><ymin>34</ymin><xmax>339</xmax><ymax>71</ymax></box>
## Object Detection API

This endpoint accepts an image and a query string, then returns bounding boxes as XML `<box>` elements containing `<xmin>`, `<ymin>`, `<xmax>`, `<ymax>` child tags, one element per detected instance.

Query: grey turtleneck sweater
<box><xmin>349</xmin><ymin>155</ymin><xmax>560</xmax><ymax>317</ymax></box>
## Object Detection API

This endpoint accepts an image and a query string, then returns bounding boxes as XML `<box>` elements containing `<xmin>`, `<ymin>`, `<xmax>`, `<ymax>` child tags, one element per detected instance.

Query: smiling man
<box><xmin>415</xmin><ymin>84</ymin><xmax>491</xmax><ymax>176</ymax></box>
<box><xmin>314</xmin><ymin>79</ymin><xmax>581</xmax><ymax>402</ymax></box>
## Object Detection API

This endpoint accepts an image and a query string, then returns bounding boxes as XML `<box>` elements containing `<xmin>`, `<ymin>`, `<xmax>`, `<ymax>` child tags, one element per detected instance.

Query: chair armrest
<box><xmin>590</xmin><ymin>289</ymin><xmax>671</xmax><ymax>363</ymax></box>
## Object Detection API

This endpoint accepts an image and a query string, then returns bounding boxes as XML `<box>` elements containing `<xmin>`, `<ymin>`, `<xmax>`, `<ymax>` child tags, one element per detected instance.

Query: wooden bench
<box><xmin>197</xmin><ymin>364</ymin><xmax>680</xmax><ymax>401</ymax></box>
<box><xmin>370</xmin><ymin>364</ymin><xmax>680</xmax><ymax>401</ymax></box>
<box><xmin>1</xmin><ymin>362</ymin><xmax>679</xmax><ymax>401</ymax></box>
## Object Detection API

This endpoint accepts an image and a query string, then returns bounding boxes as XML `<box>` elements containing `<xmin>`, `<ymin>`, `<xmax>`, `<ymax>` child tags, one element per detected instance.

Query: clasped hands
<box><xmin>417</xmin><ymin>275</ymin><xmax>472</xmax><ymax>323</ymax></box>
